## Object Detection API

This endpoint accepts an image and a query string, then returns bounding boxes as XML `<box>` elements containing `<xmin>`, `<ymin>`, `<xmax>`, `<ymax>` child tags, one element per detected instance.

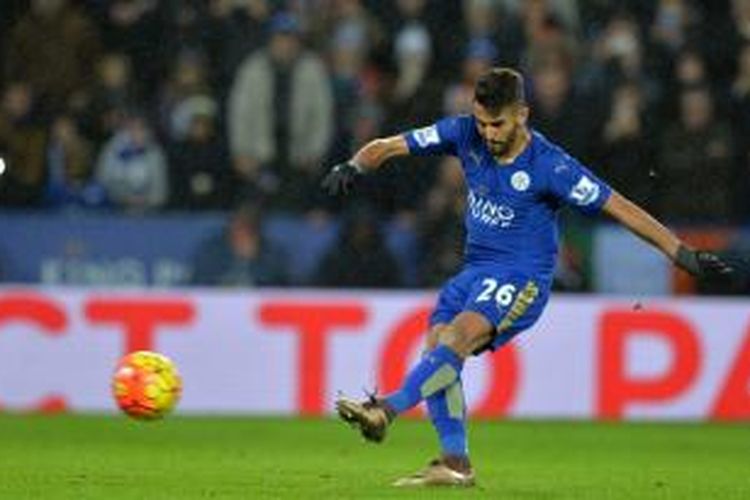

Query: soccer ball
<box><xmin>111</xmin><ymin>350</ymin><xmax>182</xmax><ymax>420</ymax></box>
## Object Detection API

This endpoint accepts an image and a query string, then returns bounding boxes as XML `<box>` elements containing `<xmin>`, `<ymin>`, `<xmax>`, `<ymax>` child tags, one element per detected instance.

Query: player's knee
<box><xmin>424</xmin><ymin>326</ymin><xmax>443</xmax><ymax>353</ymax></box>
<box><xmin>436</xmin><ymin>326</ymin><xmax>461</xmax><ymax>353</ymax></box>
<box><xmin>436</xmin><ymin>325</ymin><xmax>481</xmax><ymax>358</ymax></box>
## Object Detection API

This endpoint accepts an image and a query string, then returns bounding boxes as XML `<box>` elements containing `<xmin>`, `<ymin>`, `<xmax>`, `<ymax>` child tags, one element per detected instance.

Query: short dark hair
<box><xmin>474</xmin><ymin>67</ymin><xmax>525</xmax><ymax>112</ymax></box>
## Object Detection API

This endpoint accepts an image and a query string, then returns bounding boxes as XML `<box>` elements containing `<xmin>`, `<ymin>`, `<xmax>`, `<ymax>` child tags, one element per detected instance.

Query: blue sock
<box><xmin>385</xmin><ymin>344</ymin><xmax>464</xmax><ymax>414</ymax></box>
<box><xmin>426</xmin><ymin>379</ymin><xmax>468</xmax><ymax>457</ymax></box>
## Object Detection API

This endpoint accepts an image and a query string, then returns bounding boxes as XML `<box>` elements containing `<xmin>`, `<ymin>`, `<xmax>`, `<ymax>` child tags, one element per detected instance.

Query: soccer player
<box><xmin>321</xmin><ymin>68</ymin><xmax>731</xmax><ymax>487</ymax></box>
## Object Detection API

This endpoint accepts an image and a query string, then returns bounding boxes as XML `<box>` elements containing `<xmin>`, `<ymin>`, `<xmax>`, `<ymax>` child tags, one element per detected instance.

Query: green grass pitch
<box><xmin>0</xmin><ymin>414</ymin><xmax>748</xmax><ymax>499</ymax></box>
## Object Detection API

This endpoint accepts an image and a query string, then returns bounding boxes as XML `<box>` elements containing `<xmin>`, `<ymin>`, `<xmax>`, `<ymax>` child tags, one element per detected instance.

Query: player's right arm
<box><xmin>322</xmin><ymin>118</ymin><xmax>464</xmax><ymax>196</ymax></box>
<box><xmin>320</xmin><ymin>135</ymin><xmax>409</xmax><ymax>196</ymax></box>
<box><xmin>352</xmin><ymin>135</ymin><xmax>410</xmax><ymax>172</ymax></box>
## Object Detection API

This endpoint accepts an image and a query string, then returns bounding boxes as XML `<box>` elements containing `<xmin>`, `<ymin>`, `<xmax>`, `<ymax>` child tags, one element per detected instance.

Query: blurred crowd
<box><xmin>1</xmin><ymin>0</ymin><xmax>749</xmax><ymax>288</ymax></box>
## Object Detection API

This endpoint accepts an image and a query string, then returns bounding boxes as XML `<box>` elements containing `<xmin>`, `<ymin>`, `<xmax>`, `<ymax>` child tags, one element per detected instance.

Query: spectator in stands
<box><xmin>528</xmin><ymin>53</ymin><xmax>599</xmax><ymax>162</ymax></box>
<box><xmin>326</xmin><ymin>0</ymin><xmax>386</xmax><ymax>162</ymax></box>
<box><xmin>501</xmin><ymin>0</ymin><xmax>580</xmax><ymax>35</ymax></box>
<box><xmin>464</xmin><ymin>0</ymin><xmax>524</xmax><ymax>69</ymax></box>
<box><xmin>205</xmin><ymin>0</ymin><xmax>271</xmax><ymax>94</ymax></box>
<box><xmin>228</xmin><ymin>12</ymin><xmax>333</xmax><ymax>211</ymax></box>
<box><xmin>314</xmin><ymin>204</ymin><xmax>403</xmax><ymax>288</ymax></box>
<box><xmin>160</xmin><ymin>0</ymin><xmax>214</xmax><ymax>64</ymax></box>
<box><xmin>658</xmin><ymin>85</ymin><xmax>736</xmax><ymax>222</ymax></box>
<box><xmin>582</xmin><ymin>10</ymin><xmax>659</xmax><ymax>101</ymax></box>
<box><xmin>43</xmin><ymin>114</ymin><xmax>108</xmax><ymax>210</ymax></box>
<box><xmin>392</xmin><ymin>24</ymin><xmax>432</xmax><ymax>107</ymax></box>
<box><xmin>0</xmin><ymin>3</ymin><xmax>23</xmax><ymax>89</ymax></box>
<box><xmin>157</xmin><ymin>50</ymin><xmax>213</xmax><ymax>142</ymax></box>
<box><xmin>595</xmin><ymin>81</ymin><xmax>657</xmax><ymax>211</ymax></box>
<box><xmin>377</xmin><ymin>8</ymin><xmax>442</xmax><ymax>215</ymax></box>
<box><xmin>519</xmin><ymin>0</ymin><xmax>580</xmax><ymax>82</ymax></box>
<box><xmin>168</xmin><ymin>95</ymin><xmax>232</xmax><ymax>210</ymax></box>
<box><xmin>327</xmin><ymin>0</ymin><xmax>386</xmax><ymax>51</ymax></box>
<box><xmin>0</xmin><ymin>82</ymin><xmax>46</xmax><ymax>206</ymax></box>
<box><xmin>674</xmin><ymin>48</ymin><xmax>709</xmax><ymax>88</ymax></box>
<box><xmin>5</xmin><ymin>0</ymin><xmax>101</xmax><ymax>114</ymax></box>
<box><xmin>728</xmin><ymin>0</ymin><xmax>750</xmax><ymax>60</ymax></box>
<box><xmin>327</xmin><ymin>26</ymin><xmax>387</xmax><ymax>212</ymax></box>
<box><xmin>327</xmin><ymin>8</ymin><xmax>369</xmax><ymax>159</ymax></box>
<box><xmin>83</xmin><ymin>53</ymin><xmax>137</xmax><ymax>146</ymax></box>
<box><xmin>731</xmin><ymin>42</ymin><xmax>750</xmax><ymax>217</ymax></box>
<box><xmin>650</xmin><ymin>0</ymin><xmax>698</xmax><ymax>54</ymax></box>
<box><xmin>662</xmin><ymin>48</ymin><xmax>721</xmax><ymax>121</ymax></box>
<box><xmin>95</xmin><ymin>111</ymin><xmax>169</xmax><ymax>211</ymax></box>
<box><xmin>443</xmin><ymin>37</ymin><xmax>498</xmax><ymax>116</ymax></box>
<box><xmin>731</xmin><ymin>42</ymin><xmax>750</xmax><ymax>157</ymax></box>
<box><xmin>99</xmin><ymin>0</ymin><xmax>162</xmax><ymax>99</ymax></box>
<box><xmin>384</xmin><ymin>6</ymin><xmax>440</xmax><ymax>129</ymax></box>
<box><xmin>731</xmin><ymin>0</ymin><xmax>750</xmax><ymax>43</ymax></box>
<box><xmin>648</xmin><ymin>0</ymin><xmax>705</xmax><ymax>87</ymax></box>
<box><xmin>191</xmin><ymin>203</ymin><xmax>288</xmax><ymax>286</ymax></box>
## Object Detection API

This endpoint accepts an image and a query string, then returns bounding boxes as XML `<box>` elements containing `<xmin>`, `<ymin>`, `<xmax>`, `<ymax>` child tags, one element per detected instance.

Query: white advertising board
<box><xmin>0</xmin><ymin>288</ymin><xmax>748</xmax><ymax>420</ymax></box>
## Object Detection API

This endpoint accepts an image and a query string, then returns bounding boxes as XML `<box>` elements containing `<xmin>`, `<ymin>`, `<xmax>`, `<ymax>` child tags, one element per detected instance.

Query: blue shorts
<box><xmin>429</xmin><ymin>265</ymin><xmax>550</xmax><ymax>352</ymax></box>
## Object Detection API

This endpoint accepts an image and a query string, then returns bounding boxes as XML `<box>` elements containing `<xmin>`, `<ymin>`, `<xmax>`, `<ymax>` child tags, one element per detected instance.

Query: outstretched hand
<box><xmin>675</xmin><ymin>245</ymin><xmax>733</xmax><ymax>279</ymax></box>
<box><xmin>321</xmin><ymin>161</ymin><xmax>363</xmax><ymax>196</ymax></box>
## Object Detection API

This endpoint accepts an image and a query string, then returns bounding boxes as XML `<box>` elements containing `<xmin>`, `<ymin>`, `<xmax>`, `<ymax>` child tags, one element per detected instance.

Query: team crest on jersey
<box><xmin>510</xmin><ymin>171</ymin><xmax>531</xmax><ymax>192</ymax></box>
<box><xmin>412</xmin><ymin>125</ymin><xmax>441</xmax><ymax>147</ymax></box>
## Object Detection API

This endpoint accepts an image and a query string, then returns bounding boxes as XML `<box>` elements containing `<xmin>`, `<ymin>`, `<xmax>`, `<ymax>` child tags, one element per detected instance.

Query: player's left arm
<box><xmin>602</xmin><ymin>191</ymin><xmax>732</xmax><ymax>278</ymax></box>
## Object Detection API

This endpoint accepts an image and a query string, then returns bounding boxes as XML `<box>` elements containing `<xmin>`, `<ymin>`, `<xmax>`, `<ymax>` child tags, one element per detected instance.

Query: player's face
<box><xmin>473</xmin><ymin>102</ymin><xmax>527</xmax><ymax>157</ymax></box>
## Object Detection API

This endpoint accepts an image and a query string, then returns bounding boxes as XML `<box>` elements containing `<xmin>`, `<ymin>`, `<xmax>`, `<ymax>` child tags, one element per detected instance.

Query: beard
<box><xmin>487</xmin><ymin>140</ymin><xmax>510</xmax><ymax>156</ymax></box>
<box><xmin>487</xmin><ymin>125</ymin><xmax>518</xmax><ymax>157</ymax></box>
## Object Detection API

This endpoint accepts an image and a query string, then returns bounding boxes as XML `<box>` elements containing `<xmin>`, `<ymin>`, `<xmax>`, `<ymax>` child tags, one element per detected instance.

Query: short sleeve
<box><xmin>544</xmin><ymin>151</ymin><xmax>612</xmax><ymax>215</ymax></box>
<box><xmin>403</xmin><ymin>117</ymin><xmax>463</xmax><ymax>156</ymax></box>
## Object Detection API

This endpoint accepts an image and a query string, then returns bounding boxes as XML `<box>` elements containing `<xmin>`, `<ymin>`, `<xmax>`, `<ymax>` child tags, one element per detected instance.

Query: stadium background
<box><xmin>0</xmin><ymin>1</ymin><xmax>750</xmax><ymax>498</ymax></box>
<box><xmin>1</xmin><ymin>0</ymin><xmax>750</xmax><ymax>293</ymax></box>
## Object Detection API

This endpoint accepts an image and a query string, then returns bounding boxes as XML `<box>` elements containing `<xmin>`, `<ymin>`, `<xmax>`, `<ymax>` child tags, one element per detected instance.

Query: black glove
<box><xmin>321</xmin><ymin>161</ymin><xmax>363</xmax><ymax>196</ymax></box>
<box><xmin>675</xmin><ymin>245</ymin><xmax>733</xmax><ymax>279</ymax></box>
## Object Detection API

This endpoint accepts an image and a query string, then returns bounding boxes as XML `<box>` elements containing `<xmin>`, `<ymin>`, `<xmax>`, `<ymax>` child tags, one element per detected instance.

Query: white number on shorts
<box><xmin>477</xmin><ymin>279</ymin><xmax>517</xmax><ymax>307</ymax></box>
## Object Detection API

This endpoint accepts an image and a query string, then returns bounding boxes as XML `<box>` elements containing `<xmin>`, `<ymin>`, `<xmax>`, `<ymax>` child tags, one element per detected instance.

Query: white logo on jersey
<box><xmin>468</xmin><ymin>190</ymin><xmax>515</xmax><ymax>228</ymax></box>
<box><xmin>510</xmin><ymin>171</ymin><xmax>531</xmax><ymax>192</ymax></box>
<box><xmin>412</xmin><ymin>125</ymin><xmax>441</xmax><ymax>147</ymax></box>
<box><xmin>569</xmin><ymin>176</ymin><xmax>600</xmax><ymax>205</ymax></box>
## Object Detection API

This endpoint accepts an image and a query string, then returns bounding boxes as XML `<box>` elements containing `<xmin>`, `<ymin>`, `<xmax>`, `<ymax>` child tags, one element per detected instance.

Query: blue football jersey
<box><xmin>404</xmin><ymin>115</ymin><xmax>612</xmax><ymax>285</ymax></box>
